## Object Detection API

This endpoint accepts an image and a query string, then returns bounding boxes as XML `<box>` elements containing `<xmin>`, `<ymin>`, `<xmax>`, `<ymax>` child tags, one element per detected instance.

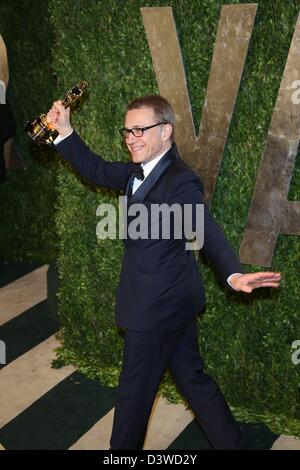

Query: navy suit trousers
<box><xmin>110</xmin><ymin>320</ymin><xmax>245</xmax><ymax>450</ymax></box>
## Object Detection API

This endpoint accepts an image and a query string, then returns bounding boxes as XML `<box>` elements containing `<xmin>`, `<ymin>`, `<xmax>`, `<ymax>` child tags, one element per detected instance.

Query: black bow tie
<box><xmin>129</xmin><ymin>162</ymin><xmax>144</xmax><ymax>181</ymax></box>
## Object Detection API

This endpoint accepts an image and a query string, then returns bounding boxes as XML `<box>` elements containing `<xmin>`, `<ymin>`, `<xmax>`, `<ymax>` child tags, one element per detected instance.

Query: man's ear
<box><xmin>161</xmin><ymin>123</ymin><xmax>173</xmax><ymax>142</ymax></box>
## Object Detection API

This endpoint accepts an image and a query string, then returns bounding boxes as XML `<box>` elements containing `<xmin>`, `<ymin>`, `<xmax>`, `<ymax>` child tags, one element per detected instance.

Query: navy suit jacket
<box><xmin>57</xmin><ymin>131</ymin><xmax>242</xmax><ymax>332</ymax></box>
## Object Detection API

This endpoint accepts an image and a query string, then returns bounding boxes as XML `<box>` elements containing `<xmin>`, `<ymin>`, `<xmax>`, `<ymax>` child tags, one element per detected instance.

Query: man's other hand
<box><xmin>229</xmin><ymin>272</ymin><xmax>281</xmax><ymax>293</ymax></box>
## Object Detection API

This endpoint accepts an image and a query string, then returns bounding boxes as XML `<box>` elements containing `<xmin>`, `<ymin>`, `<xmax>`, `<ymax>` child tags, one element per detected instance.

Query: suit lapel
<box><xmin>129</xmin><ymin>144</ymin><xmax>179</xmax><ymax>203</ymax></box>
<box><xmin>125</xmin><ymin>174</ymin><xmax>135</xmax><ymax>198</ymax></box>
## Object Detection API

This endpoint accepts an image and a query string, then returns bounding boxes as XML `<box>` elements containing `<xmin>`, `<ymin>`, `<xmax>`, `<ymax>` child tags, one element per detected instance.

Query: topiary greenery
<box><xmin>46</xmin><ymin>0</ymin><xmax>300</xmax><ymax>438</ymax></box>
<box><xmin>0</xmin><ymin>0</ymin><xmax>59</xmax><ymax>262</ymax></box>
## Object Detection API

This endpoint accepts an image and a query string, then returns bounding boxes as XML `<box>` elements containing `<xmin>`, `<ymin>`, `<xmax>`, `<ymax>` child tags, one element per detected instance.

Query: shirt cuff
<box><xmin>53</xmin><ymin>129</ymin><xmax>73</xmax><ymax>145</ymax></box>
<box><xmin>227</xmin><ymin>273</ymin><xmax>243</xmax><ymax>288</ymax></box>
<box><xmin>0</xmin><ymin>80</ymin><xmax>6</xmax><ymax>104</ymax></box>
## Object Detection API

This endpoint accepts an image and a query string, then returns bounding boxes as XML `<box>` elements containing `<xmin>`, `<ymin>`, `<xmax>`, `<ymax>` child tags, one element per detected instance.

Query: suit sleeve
<box><xmin>168</xmin><ymin>172</ymin><xmax>243</xmax><ymax>285</ymax></box>
<box><xmin>56</xmin><ymin>130</ymin><xmax>131</xmax><ymax>191</ymax></box>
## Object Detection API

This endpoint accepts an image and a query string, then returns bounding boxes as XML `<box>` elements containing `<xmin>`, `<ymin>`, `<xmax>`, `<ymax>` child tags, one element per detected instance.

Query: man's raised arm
<box><xmin>46</xmin><ymin>100</ymin><xmax>130</xmax><ymax>191</ymax></box>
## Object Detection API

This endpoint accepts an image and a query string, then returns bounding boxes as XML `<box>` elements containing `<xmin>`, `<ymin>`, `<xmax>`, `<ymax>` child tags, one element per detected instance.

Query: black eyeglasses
<box><xmin>119</xmin><ymin>122</ymin><xmax>166</xmax><ymax>138</ymax></box>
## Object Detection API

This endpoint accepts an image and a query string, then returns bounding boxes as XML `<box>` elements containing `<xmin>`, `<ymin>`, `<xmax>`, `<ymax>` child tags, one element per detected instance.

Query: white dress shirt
<box><xmin>53</xmin><ymin>129</ymin><xmax>73</xmax><ymax>145</ymax></box>
<box><xmin>131</xmin><ymin>148</ymin><xmax>171</xmax><ymax>194</ymax></box>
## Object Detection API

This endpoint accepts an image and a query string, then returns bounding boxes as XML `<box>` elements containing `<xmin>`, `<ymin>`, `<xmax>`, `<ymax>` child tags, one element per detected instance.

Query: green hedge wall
<box><xmin>49</xmin><ymin>0</ymin><xmax>300</xmax><ymax>436</ymax></box>
<box><xmin>0</xmin><ymin>1</ymin><xmax>58</xmax><ymax>262</ymax></box>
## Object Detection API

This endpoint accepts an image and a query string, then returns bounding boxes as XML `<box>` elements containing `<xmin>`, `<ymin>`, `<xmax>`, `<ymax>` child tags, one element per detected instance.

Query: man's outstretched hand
<box><xmin>229</xmin><ymin>272</ymin><xmax>281</xmax><ymax>293</ymax></box>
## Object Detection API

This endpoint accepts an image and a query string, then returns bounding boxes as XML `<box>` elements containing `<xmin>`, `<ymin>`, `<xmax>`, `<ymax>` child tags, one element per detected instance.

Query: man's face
<box><xmin>124</xmin><ymin>107</ymin><xmax>169</xmax><ymax>163</ymax></box>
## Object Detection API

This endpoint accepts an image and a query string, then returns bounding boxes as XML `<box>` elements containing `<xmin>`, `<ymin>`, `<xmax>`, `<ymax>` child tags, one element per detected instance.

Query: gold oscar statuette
<box><xmin>25</xmin><ymin>80</ymin><xmax>88</xmax><ymax>146</ymax></box>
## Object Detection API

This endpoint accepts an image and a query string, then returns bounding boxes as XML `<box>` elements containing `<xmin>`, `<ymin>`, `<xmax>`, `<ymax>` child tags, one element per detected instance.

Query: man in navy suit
<box><xmin>47</xmin><ymin>95</ymin><xmax>280</xmax><ymax>450</ymax></box>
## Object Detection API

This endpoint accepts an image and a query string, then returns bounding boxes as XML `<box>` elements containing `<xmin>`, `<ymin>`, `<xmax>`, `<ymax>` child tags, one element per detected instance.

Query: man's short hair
<box><xmin>127</xmin><ymin>95</ymin><xmax>175</xmax><ymax>142</ymax></box>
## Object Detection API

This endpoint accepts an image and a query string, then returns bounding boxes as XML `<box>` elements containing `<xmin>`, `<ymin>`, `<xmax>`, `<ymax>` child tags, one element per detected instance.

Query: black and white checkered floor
<box><xmin>0</xmin><ymin>262</ymin><xmax>299</xmax><ymax>450</ymax></box>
